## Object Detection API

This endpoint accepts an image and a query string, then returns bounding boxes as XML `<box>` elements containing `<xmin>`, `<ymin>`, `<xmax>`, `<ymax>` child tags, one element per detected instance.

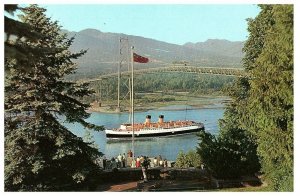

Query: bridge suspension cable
<box><xmin>85</xmin><ymin>65</ymin><xmax>247</xmax><ymax>83</ymax></box>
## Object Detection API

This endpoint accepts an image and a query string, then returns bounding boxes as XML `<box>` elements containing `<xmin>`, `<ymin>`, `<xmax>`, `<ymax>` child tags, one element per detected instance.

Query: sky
<box><xmin>42</xmin><ymin>4</ymin><xmax>261</xmax><ymax>45</ymax></box>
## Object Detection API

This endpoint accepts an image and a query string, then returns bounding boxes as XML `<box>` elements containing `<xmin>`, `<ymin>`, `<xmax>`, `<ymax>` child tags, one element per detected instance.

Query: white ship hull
<box><xmin>105</xmin><ymin>123</ymin><xmax>204</xmax><ymax>139</ymax></box>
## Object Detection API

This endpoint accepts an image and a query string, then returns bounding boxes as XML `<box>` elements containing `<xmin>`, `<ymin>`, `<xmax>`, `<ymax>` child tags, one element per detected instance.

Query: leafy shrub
<box><xmin>174</xmin><ymin>150</ymin><xmax>202</xmax><ymax>168</ymax></box>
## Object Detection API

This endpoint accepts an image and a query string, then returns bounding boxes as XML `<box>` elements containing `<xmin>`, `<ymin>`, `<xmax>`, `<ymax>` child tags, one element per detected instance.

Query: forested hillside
<box><xmin>89</xmin><ymin>73</ymin><xmax>236</xmax><ymax>102</ymax></box>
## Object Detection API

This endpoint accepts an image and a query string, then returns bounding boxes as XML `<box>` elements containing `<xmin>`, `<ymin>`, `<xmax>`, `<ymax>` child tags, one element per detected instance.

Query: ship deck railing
<box><xmin>112</xmin><ymin>123</ymin><xmax>202</xmax><ymax>132</ymax></box>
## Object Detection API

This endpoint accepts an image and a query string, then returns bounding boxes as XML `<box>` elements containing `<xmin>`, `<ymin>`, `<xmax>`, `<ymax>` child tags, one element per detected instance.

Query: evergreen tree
<box><xmin>242</xmin><ymin>5</ymin><xmax>293</xmax><ymax>191</ymax></box>
<box><xmin>5</xmin><ymin>5</ymin><xmax>104</xmax><ymax>191</ymax></box>
<box><xmin>197</xmin><ymin>76</ymin><xmax>260</xmax><ymax>179</ymax></box>
<box><xmin>197</xmin><ymin>5</ymin><xmax>293</xmax><ymax>188</ymax></box>
<box><xmin>197</xmin><ymin>105</ymin><xmax>260</xmax><ymax>179</ymax></box>
<box><xmin>83</xmin><ymin>128</ymin><xmax>99</xmax><ymax>150</ymax></box>
<box><xmin>212</xmin><ymin>78</ymin><xmax>260</xmax><ymax>178</ymax></box>
<box><xmin>5</xmin><ymin>4</ymin><xmax>43</xmax><ymax>71</ymax></box>
<box><xmin>243</xmin><ymin>5</ymin><xmax>274</xmax><ymax>71</ymax></box>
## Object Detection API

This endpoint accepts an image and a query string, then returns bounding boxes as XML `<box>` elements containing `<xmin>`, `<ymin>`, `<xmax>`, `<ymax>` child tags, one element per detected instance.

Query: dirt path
<box><xmin>96</xmin><ymin>181</ymin><xmax>139</xmax><ymax>191</ymax></box>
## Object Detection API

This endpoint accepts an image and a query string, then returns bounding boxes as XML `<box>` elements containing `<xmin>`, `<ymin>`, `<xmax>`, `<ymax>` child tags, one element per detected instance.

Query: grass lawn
<box><xmin>213</xmin><ymin>185</ymin><xmax>269</xmax><ymax>192</ymax></box>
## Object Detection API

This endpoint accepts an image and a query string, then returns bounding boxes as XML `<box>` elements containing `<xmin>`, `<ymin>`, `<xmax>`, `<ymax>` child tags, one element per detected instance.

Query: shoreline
<box><xmin>88</xmin><ymin>96</ymin><xmax>230</xmax><ymax>114</ymax></box>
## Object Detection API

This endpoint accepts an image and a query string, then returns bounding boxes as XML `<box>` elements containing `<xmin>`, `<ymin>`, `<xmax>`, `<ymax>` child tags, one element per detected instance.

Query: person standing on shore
<box><xmin>136</xmin><ymin>156</ymin><xmax>141</xmax><ymax>168</ymax></box>
<box><xmin>164</xmin><ymin>159</ymin><xmax>168</xmax><ymax>167</ymax></box>
<box><xmin>128</xmin><ymin>150</ymin><xmax>133</xmax><ymax>157</ymax></box>
<box><xmin>141</xmin><ymin>156</ymin><xmax>150</xmax><ymax>182</ymax></box>
<box><xmin>117</xmin><ymin>154</ymin><xmax>122</xmax><ymax>167</ymax></box>
<box><xmin>131</xmin><ymin>158</ymin><xmax>136</xmax><ymax>168</ymax></box>
<box><xmin>103</xmin><ymin>156</ymin><xmax>107</xmax><ymax>170</ymax></box>
<box><xmin>115</xmin><ymin>157</ymin><xmax>119</xmax><ymax>168</ymax></box>
<box><xmin>111</xmin><ymin>157</ymin><xmax>117</xmax><ymax>169</ymax></box>
<box><xmin>122</xmin><ymin>153</ymin><xmax>126</xmax><ymax>168</ymax></box>
<box><xmin>153</xmin><ymin>157</ymin><xmax>158</xmax><ymax>167</ymax></box>
<box><xmin>159</xmin><ymin>155</ymin><xmax>163</xmax><ymax>167</ymax></box>
<box><xmin>140</xmin><ymin>155</ymin><xmax>144</xmax><ymax>165</ymax></box>
<box><xmin>157</xmin><ymin>155</ymin><xmax>161</xmax><ymax>166</ymax></box>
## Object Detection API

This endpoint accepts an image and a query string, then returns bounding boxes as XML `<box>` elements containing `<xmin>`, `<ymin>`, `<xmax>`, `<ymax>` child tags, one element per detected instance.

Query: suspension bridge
<box><xmin>85</xmin><ymin>65</ymin><xmax>247</xmax><ymax>112</ymax></box>
<box><xmin>85</xmin><ymin>65</ymin><xmax>246</xmax><ymax>82</ymax></box>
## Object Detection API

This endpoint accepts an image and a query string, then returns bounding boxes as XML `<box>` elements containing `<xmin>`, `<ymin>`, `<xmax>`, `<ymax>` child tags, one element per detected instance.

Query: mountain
<box><xmin>183</xmin><ymin>39</ymin><xmax>245</xmax><ymax>58</ymax></box>
<box><xmin>65</xmin><ymin>29</ymin><xmax>244</xmax><ymax>79</ymax></box>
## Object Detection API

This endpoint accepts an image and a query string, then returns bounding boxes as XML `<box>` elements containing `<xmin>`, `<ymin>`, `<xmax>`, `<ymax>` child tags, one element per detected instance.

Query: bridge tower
<box><xmin>116</xmin><ymin>37</ymin><xmax>131</xmax><ymax>112</ymax></box>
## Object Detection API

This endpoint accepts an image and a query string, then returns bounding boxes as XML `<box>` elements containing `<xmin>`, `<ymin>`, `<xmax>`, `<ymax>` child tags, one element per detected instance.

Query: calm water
<box><xmin>65</xmin><ymin>106</ymin><xmax>224</xmax><ymax>161</ymax></box>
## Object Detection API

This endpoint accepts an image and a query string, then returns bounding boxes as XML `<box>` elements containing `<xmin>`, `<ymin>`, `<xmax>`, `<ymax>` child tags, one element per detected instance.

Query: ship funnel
<box><xmin>158</xmin><ymin>115</ymin><xmax>164</xmax><ymax>124</ymax></box>
<box><xmin>145</xmin><ymin>115</ymin><xmax>151</xmax><ymax>124</ymax></box>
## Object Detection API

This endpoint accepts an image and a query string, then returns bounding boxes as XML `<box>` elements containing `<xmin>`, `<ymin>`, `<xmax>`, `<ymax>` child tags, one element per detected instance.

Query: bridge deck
<box><xmin>85</xmin><ymin>66</ymin><xmax>246</xmax><ymax>82</ymax></box>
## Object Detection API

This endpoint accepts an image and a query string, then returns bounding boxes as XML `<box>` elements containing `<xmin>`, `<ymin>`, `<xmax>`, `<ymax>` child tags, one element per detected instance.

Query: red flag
<box><xmin>133</xmin><ymin>53</ymin><xmax>149</xmax><ymax>63</ymax></box>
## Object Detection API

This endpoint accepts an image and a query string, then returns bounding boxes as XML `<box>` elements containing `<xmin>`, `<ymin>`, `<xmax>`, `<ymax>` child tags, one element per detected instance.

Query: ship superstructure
<box><xmin>105</xmin><ymin>115</ymin><xmax>204</xmax><ymax>139</ymax></box>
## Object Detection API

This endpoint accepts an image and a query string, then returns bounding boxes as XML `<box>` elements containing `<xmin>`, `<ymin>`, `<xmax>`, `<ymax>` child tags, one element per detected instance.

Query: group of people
<box><xmin>153</xmin><ymin>155</ymin><xmax>168</xmax><ymax>167</ymax></box>
<box><xmin>101</xmin><ymin>150</ymin><xmax>169</xmax><ymax>170</ymax></box>
<box><xmin>130</xmin><ymin>155</ymin><xmax>150</xmax><ymax>168</ymax></box>
<box><xmin>128</xmin><ymin>151</ymin><xmax>168</xmax><ymax>168</ymax></box>
<box><xmin>102</xmin><ymin>153</ymin><xmax>127</xmax><ymax>169</ymax></box>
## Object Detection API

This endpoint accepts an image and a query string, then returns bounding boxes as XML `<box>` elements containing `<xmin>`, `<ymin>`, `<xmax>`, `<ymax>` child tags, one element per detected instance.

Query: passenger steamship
<box><xmin>105</xmin><ymin>115</ymin><xmax>205</xmax><ymax>139</ymax></box>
